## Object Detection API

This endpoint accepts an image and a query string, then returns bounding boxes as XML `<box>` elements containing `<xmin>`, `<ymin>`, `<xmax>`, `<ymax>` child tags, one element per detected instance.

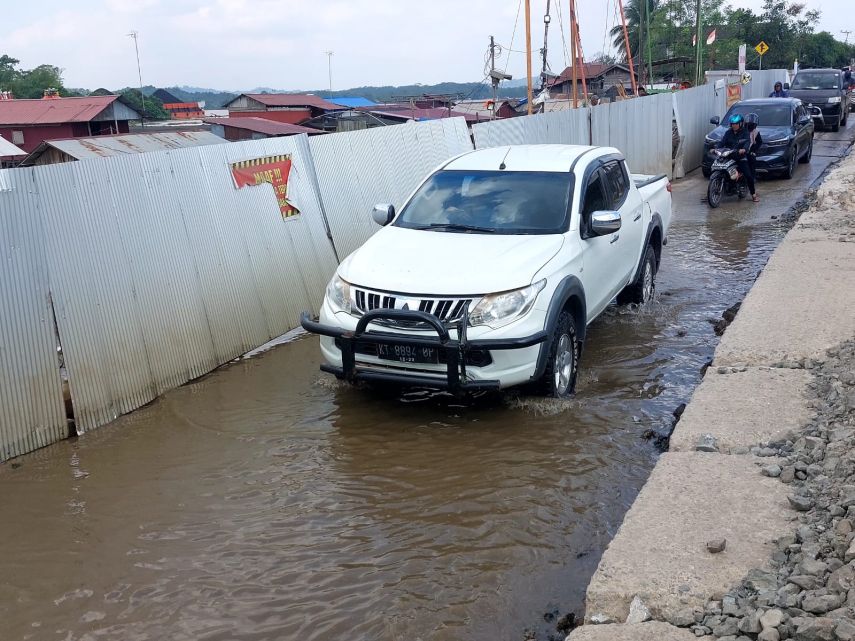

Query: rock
<box><xmin>670</xmin><ymin>607</ymin><xmax>699</xmax><ymax>627</ymax></box>
<box><xmin>696</xmin><ymin>433</ymin><xmax>719</xmax><ymax>452</ymax></box>
<box><xmin>782</xmin><ymin>467</ymin><xmax>797</xmax><ymax>483</ymax></box>
<box><xmin>790</xmin><ymin>574</ymin><xmax>818</xmax><ymax>590</ymax></box>
<box><xmin>739</xmin><ymin>610</ymin><xmax>763</xmax><ymax>634</ymax></box>
<box><xmin>625</xmin><ymin>595</ymin><xmax>652</xmax><ymax>624</ymax></box>
<box><xmin>799</xmin><ymin>558</ymin><xmax>828</xmax><ymax>577</ymax></box>
<box><xmin>836</xmin><ymin>619</ymin><xmax>855</xmax><ymax>641</ymax></box>
<box><xmin>589</xmin><ymin>613</ymin><xmax>616</xmax><ymax>624</ymax></box>
<box><xmin>761</xmin><ymin>608</ymin><xmax>786</xmax><ymax>630</ymax></box>
<box><xmin>827</xmin><ymin>564</ymin><xmax>855</xmax><ymax>593</ymax></box>
<box><xmin>844</xmin><ymin>539</ymin><xmax>855</xmax><ymax>563</ymax></box>
<box><xmin>723</xmin><ymin>596</ymin><xmax>740</xmax><ymax>616</ymax></box>
<box><xmin>707</xmin><ymin>538</ymin><xmax>727</xmax><ymax>553</ymax></box>
<box><xmin>802</xmin><ymin>592</ymin><xmax>844</xmax><ymax>614</ymax></box>
<box><xmin>764</xmin><ymin>464</ymin><xmax>784</xmax><ymax>478</ymax></box>
<box><xmin>747</xmin><ymin>569</ymin><xmax>780</xmax><ymax>592</ymax></box>
<box><xmin>792</xmin><ymin>616</ymin><xmax>837</xmax><ymax>641</ymax></box>
<box><xmin>790</xmin><ymin>495</ymin><xmax>815</xmax><ymax>512</ymax></box>
<box><xmin>713</xmin><ymin>617</ymin><xmax>740</xmax><ymax>637</ymax></box>
<box><xmin>758</xmin><ymin>629</ymin><xmax>780</xmax><ymax>641</ymax></box>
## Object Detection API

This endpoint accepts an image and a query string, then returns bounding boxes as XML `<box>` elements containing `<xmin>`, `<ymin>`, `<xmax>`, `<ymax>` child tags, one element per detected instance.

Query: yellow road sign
<box><xmin>755</xmin><ymin>41</ymin><xmax>769</xmax><ymax>56</ymax></box>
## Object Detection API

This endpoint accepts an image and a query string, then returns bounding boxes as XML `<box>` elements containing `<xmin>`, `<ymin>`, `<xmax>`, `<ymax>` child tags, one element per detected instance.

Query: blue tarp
<box><xmin>329</xmin><ymin>97</ymin><xmax>377</xmax><ymax>108</ymax></box>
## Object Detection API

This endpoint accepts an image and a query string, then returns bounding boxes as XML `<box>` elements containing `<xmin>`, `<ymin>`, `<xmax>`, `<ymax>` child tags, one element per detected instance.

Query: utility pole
<box><xmin>694</xmin><ymin>0</ymin><xmax>703</xmax><ymax>86</ymax></box>
<box><xmin>324</xmin><ymin>51</ymin><xmax>333</xmax><ymax>97</ymax></box>
<box><xmin>525</xmin><ymin>0</ymin><xmax>533</xmax><ymax>114</ymax></box>
<box><xmin>127</xmin><ymin>30</ymin><xmax>145</xmax><ymax>123</ymax></box>
<box><xmin>571</xmin><ymin>0</ymin><xmax>588</xmax><ymax>103</ymax></box>
<box><xmin>490</xmin><ymin>36</ymin><xmax>498</xmax><ymax>118</ymax></box>
<box><xmin>842</xmin><ymin>30</ymin><xmax>852</xmax><ymax>45</ymax></box>
<box><xmin>645</xmin><ymin>0</ymin><xmax>654</xmax><ymax>90</ymax></box>
<box><xmin>618</xmin><ymin>0</ymin><xmax>638</xmax><ymax>97</ymax></box>
<box><xmin>569</xmin><ymin>0</ymin><xmax>578</xmax><ymax>107</ymax></box>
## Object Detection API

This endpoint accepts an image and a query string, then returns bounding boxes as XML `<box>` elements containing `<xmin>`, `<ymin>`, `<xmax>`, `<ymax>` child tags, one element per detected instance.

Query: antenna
<box><xmin>842</xmin><ymin>30</ymin><xmax>852</xmax><ymax>45</ymax></box>
<box><xmin>127</xmin><ymin>30</ymin><xmax>145</xmax><ymax>123</ymax></box>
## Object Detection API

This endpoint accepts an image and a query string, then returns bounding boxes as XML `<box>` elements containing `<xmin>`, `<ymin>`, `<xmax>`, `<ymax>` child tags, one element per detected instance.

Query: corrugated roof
<box><xmin>369</xmin><ymin>107</ymin><xmax>480</xmax><ymax>123</ymax></box>
<box><xmin>20</xmin><ymin>131</ymin><xmax>226</xmax><ymax>165</ymax></box>
<box><xmin>205</xmin><ymin>117</ymin><xmax>321</xmax><ymax>136</ymax></box>
<box><xmin>329</xmin><ymin>97</ymin><xmax>377</xmax><ymax>108</ymax></box>
<box><xmin>227</xmin><ymin>93</ymin><xmax>343</xmax><ymax>111</ymax></box>
<box><xmin>0</xmin><ymin>95</ymin><xmax>136</xmax><ymax>126</ymax></box>
<box><xmin>0</xmin><ymin>134</ymin><xmax>26</xmax><ymax>156</ymax></box>
<box><xmin>549</xmin><ymin>63</ymin><xmax>635</xmax><ymax>87</ymax></box>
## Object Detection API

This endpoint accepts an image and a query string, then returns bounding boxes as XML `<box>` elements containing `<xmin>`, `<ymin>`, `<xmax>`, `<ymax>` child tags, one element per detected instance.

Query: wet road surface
<box><xmin>1</xmin><ymin>121</ymin><xmax>853</xmax><ymax>641</ymax></box>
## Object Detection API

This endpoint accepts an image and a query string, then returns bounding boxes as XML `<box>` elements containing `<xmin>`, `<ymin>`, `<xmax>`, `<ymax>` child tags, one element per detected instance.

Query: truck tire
<box><xmin>617</xmin><ymin>245</ymin><xmax>657</xmax><ymax>306</ymax></box>
<box><xmin>534</xmin><ymin>311</ymin><xmax>579</xmax><ymax>398</ymax></box>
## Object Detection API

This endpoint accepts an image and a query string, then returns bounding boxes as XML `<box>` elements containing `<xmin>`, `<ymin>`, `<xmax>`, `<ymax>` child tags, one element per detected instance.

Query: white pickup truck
<box><xmin>301</xmin><ymin>144</ymin><xmax>672</xmax><ymax>397</ymax></box>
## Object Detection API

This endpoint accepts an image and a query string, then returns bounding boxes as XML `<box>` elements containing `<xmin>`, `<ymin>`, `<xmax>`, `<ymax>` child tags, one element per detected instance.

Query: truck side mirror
<box><xmin>372</xmin><ymin>203</ymin><xmax>395</xmax><ymax>226</ymax></box>
<box><xmin>709</xmin><ymin>116</ymin><xmax>720</xmax><ymax>125</ymax></box>
<box><xmin>590</xmin><ymin>211</ymin><xmax>622</xmax><ymax>236</ymax></box>
<box><xmin>783</xmin><ymin>83</ymin><xmax>790</xmax><ymax>90</ymax></box>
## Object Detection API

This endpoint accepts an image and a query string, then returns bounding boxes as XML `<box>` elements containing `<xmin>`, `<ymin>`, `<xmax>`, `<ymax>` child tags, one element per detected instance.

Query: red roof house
<box><xmin>0</xmin><ymin>94</ymin><xmax>142</xmax><ymax>155</ymax></box>
<box><xmin>222</xmin><ymin>93</ymin><xmax>342</xmax><ymax>125</ymax></box>
<box><xmin>204</xmin><ymin>116</ymin><xmax>324</xmax><ymax>141</ymax></box>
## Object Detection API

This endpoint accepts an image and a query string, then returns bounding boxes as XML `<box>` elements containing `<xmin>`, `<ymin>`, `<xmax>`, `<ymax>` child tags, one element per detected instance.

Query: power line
<box><xmin>503</xmin><ymin>0</ymin><xmax>523</xmax><ymax>75</ymax></box>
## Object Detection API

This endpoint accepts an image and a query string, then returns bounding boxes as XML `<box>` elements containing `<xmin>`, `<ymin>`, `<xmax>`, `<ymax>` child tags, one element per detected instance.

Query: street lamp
<box><xmin>127</xmin><ymin>30</ymin><xmax>145</xmax><ymax>122</ymax></box>
<box><xmin>324</xmin><ymin>51</ymin><xmax>333</xmax><ymax>98</ymax></box>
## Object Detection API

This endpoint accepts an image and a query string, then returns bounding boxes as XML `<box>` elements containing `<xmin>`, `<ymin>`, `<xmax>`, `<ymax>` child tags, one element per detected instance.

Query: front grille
<box><xmin>351</xmin><ymin>286</ymin><xmax>474</xmax><ymax>326</ymax></box>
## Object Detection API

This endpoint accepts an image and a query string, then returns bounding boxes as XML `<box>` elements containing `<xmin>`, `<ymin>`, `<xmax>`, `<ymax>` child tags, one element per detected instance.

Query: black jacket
<box><xmin>719</xmin><ymin>126</ymin><xmax>751</xmax><ymax>154</ymax></box>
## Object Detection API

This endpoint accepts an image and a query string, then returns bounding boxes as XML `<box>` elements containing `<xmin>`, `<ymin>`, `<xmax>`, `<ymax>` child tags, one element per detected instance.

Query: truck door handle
<box><xmin>633</xmin><ymin>211</ymin><xmax>642</xmax><ymax>222</ymax></box>
<box><xmin>610</xmin><ymin>234</ymin><xmax>620</xmax><ymax>244</ymax></box>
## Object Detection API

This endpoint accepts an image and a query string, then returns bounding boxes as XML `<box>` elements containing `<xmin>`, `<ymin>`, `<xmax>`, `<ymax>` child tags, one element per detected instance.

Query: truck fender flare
<box><xmin>629</xmin><ymin>214</ymin><xmax>663</xmax><ymax>284</ymax></box>
<box><xmin>530</xmin><ymin>275</ymin><xmax>587</xmax><ymax>382</ymax></box>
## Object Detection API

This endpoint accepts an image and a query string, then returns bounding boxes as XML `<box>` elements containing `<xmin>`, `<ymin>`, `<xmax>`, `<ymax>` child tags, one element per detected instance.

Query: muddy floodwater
<box><xmin>1</xmin><ymin>124</ymin><xmax>852</xmax><ymax>641</ymax></box>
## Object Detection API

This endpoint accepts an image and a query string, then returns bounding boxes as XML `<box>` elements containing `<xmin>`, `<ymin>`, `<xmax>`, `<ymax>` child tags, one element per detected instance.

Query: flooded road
<box><xmin>2</xmin><ymin>122</ymin><xmax>853</xmax><ymax>641</ymax></box>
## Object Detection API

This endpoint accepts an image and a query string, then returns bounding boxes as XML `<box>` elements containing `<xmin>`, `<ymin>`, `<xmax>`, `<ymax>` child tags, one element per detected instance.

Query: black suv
<box><xmin>787</xmin><ymin>68</ymin><xmax>850</xmax><ymax>131</ymax></box>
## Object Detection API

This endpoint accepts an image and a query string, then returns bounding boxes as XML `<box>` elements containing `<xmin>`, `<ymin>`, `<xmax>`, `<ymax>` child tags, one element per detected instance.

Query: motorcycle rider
<box><xmin>718</xmin><ymin>113</ymin><xmax>758</xmax><ymax>202</ymax></box>
<box><xmin>769</xmin><ymin>81</ymin><xmax>789</xmax><ymax>98</ymax></box>
<box><xmin>745</xmin><ymin>112</ymin><xmax>762</xmax><ymax>189</ymax></box>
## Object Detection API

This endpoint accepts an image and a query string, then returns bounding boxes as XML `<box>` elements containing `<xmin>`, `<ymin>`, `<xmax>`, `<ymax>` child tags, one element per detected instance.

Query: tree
<box><xmin>0</xmin><ymin>54</ymin><xmax>72</xmax><ymax>98</ymax></box>
<box><xmin>118</xmin><ymin>89</ymin><xmax>169</xmax><ymax>120</ymax></box>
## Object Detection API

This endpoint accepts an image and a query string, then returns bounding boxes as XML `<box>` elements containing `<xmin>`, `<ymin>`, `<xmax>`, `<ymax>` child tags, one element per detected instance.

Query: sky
<box><xmin>1</xmin><ymin>0</ymin><xmax>852</xmax><ymax>92</ymax></box>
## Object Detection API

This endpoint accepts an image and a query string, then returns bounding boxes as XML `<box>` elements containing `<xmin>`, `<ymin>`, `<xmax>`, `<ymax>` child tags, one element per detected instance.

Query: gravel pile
<box><xmin>683</xmin><ymin>340</ymin><xmax>855</xmax><ymax>641</ymax></box>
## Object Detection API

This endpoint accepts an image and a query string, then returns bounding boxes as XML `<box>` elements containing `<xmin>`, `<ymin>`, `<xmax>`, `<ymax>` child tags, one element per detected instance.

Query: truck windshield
<box><xmin>394</xmin><ymin>170</ymin><xmax>572</xmax><ymax>234</ymax></box>
<box><xmin>791</xmin><ymin>72</ymin><xmax>840</xmax><ymax>90</ymax></box>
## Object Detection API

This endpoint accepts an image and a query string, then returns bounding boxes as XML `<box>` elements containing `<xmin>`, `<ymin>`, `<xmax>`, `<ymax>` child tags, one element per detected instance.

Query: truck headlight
<box><xmin>469</xmin><ymin>280</ymin><xmax>546</xmax><ymax>329</ymax></box>
<box><xmin>326</xmin><ymin>275</ymin><xmax>351</xmax><ymax>313</ymax></box>
<box><xmin>828</xmin><ymin>96</ymin><xmax>841</xmax><ymax>104</ymax></box>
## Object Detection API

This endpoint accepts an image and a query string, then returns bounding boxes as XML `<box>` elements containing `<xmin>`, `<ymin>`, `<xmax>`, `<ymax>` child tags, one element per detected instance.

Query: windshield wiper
<box><xmin>423</xmin><ymin>223</ymin><xmax>496</xmax><ymax>233</ymax></box>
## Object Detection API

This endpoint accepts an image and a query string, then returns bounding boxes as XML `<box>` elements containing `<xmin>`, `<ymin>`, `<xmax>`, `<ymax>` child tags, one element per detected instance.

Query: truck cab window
<box><xmin>581</xmin><ymin>172</ymin><xmax>608</xmax><ymax>237</ymax></box>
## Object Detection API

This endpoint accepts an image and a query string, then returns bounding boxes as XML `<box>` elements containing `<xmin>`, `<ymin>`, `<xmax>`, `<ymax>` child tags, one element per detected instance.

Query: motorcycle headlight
<box><xmin>326</xmin><ymin>274</ymin><xmax>351</xmax><ymax>313</ymax></box>
<box><xmin>469</xmin><ymin>280</ymin><xmax>546</xmax><ymax>329</ymax></box>
<box><xmin>828</xmin><ymin>96</ymin><xmax>841</xmax><ymax>104</ymax></box>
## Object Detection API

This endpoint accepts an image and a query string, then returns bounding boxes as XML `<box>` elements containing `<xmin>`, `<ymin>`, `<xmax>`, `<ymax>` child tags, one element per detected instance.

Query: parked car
<box><xmin>787</xmin><ymin>68</ymin><xmax>850</xmax><ymax>131</ymax></box>
<box><xmin>702</xmin><ymin>98</ymin><xmax>814</xmax><ymax>179</ymax></box>
<box><xmin>301</xmin><ymin>145</ymin><xmax>672</xmax><ymax>397</ymax></box>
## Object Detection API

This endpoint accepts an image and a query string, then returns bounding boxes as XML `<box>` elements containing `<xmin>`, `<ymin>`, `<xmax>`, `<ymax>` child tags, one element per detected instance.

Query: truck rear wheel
<box><xmin>534</xmin><ymin>311</ymin><xmax>579</xmax><ymax>398</ymax></box>
<box><xmin>617</xmin><ymin>245</ymin><xmax>657</xmax><ymax>305</ymax></box>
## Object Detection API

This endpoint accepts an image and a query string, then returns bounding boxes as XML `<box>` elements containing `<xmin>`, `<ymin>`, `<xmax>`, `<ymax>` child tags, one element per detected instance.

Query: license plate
<box><xmin>377</xmin><ymin>343</ymin><xmax>439</xmax><ymax>364</ymax></box>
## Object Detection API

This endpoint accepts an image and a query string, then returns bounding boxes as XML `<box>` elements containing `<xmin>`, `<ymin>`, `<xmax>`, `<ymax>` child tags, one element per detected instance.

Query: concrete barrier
<box><xmin>572</xmin><ymin>143</ymin><xmax>855</xmax><ymax>639</ymax></box>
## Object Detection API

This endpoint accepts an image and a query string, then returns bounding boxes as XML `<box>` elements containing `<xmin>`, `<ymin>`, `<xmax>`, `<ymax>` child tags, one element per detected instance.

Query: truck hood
<box><xmin>339</xmin><ymin>226</ymin><xmax>564</xmax><ymax>295</ymax></box>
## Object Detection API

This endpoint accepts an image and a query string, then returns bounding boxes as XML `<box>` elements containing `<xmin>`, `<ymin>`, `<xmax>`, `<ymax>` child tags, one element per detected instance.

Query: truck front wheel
<box><xmin>535</xmin><ymin>311</ymin><xmax>579</xmax><ymax>398</ymax></box>
<box><xmin>617</xmin><ymin>245</ymin><xmax>657</xmax><ymax>305</ymax></box>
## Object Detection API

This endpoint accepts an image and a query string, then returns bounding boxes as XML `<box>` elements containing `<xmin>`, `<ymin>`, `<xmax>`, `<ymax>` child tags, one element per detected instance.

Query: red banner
<box><xmin>230</xmin><ymin>154</ymin><xmax>300</xmax><ymax>219</ymax></box>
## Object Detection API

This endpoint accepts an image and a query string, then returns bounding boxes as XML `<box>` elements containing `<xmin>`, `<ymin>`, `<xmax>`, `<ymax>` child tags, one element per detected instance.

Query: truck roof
<box><xmin>443</xmin><ymin>144</ymin><xmax>614</xmax><ymax>173</ymax></box>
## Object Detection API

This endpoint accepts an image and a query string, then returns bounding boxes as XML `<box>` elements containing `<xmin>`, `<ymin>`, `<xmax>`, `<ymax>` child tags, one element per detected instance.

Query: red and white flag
<box><xmin>706</xmin><ymin>29</ymin><xmax>717</xmax><ymax>45</ymax></box>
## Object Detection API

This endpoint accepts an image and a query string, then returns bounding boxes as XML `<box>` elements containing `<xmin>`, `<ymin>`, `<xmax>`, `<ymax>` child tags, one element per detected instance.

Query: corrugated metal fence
<box><xmin>472</xmin><ymin>94</ymin><xmax>671</xmax><ymax>176</ymax></box>
<box><xmin>0</xmin><ymin>118</ymin><xmax>473</xmax><ymax>460</ymax></box>
<box><xmin>672</xmin><ymin>83</ymin><xmax>728</xmax><ymax>178</ymax></box>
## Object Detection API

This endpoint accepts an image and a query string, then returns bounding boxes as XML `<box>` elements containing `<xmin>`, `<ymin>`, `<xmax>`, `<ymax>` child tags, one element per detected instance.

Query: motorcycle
<box><xmin>707</xmin><ymin>148</ymin><xmax>748</xmax><ymax>209</ymax></box>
